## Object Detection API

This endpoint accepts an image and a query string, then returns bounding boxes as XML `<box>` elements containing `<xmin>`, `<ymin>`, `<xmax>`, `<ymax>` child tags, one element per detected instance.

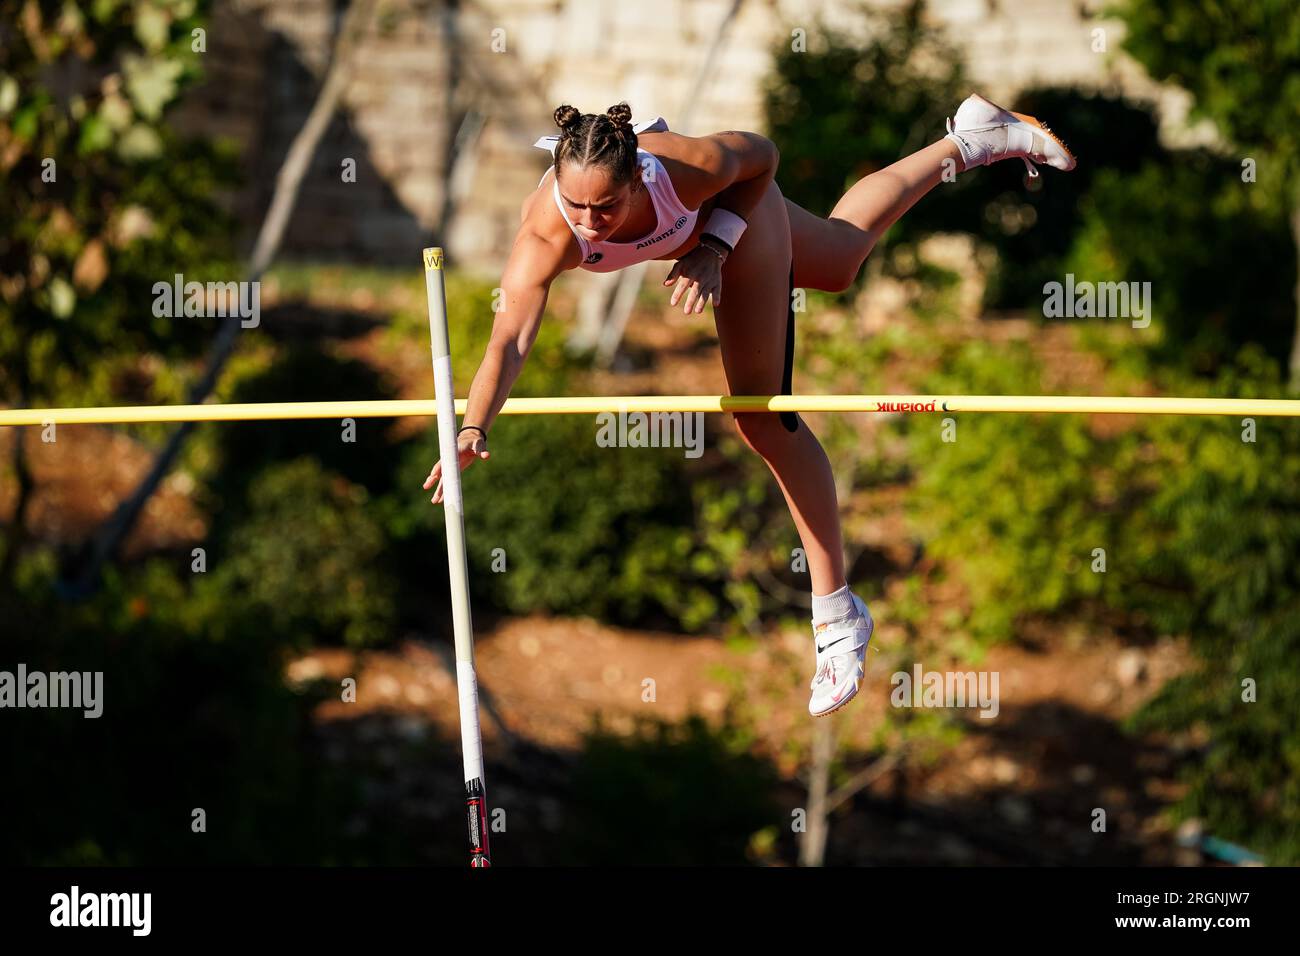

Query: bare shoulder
<box><xmin>516</xmin><ymin>167</ymin><xmax>583</xmax><ymax>277</ymax></box>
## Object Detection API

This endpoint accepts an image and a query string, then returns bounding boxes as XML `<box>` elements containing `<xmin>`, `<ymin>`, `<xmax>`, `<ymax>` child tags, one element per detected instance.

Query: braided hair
<box><xmin>552</xmin><ymin>102</ymin><xmax>640</xmax><ymax>187</ymax></box>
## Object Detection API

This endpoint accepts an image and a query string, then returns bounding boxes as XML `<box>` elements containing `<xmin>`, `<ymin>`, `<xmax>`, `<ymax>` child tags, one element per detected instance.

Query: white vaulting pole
<box><xmin>422</xmin><ymin>247</ymin><xmax>490</xmax><ymax>867</ymax></box>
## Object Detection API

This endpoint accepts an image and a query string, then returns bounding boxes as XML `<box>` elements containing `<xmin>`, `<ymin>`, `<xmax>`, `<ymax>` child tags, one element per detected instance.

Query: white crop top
<box><xmin>533</xmin><ymin>116</ymin><xmax>699</xmax><ymax>273</ymax></box>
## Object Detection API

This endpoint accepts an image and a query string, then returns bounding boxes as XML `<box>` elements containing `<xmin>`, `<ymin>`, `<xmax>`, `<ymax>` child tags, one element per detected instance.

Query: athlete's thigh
<box><xmin>714</xmin><ymin>180</ymin><xmax>794</xmax><ymax>397</ymax></box>
<box><xmin>784</xmin><ymin>197</ymin><xmax>866</xmax><ymax>292</ymax></box>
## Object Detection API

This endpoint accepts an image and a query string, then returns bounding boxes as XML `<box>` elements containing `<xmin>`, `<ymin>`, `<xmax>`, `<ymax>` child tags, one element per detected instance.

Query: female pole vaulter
<box><xmin>425</xmin><ymin>97</ymin><xmax>1075</xmax><ymax>717</ymax></box>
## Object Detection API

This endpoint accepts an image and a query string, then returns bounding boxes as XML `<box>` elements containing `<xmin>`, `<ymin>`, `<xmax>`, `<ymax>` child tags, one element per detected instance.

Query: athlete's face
<box><xmin>557</xmin><ymin>165</ymin><xmax>637</xmax><ymax>241</ymax></box>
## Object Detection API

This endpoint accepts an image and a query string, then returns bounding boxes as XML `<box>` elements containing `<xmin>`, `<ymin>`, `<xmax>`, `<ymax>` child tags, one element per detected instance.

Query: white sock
<box><xmin>944</xmin><ymin>130</ymin><xmax>984</xmax><ymax>171</ymax></box>
<box><xmin>811</xmin><ymin>583</ymin><xmax>855</xmax><ymax>626</ymax></box>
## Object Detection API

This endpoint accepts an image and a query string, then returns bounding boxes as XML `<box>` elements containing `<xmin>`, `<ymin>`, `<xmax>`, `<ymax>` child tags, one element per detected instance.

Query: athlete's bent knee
<box><xmin>826</xmin><ymin>264</ymin><xmax>860</xmax><ymax>293</ymax></box>
<box><xmin>733</xmin><ymin>410</ymin><xmax>800</xmax><ymax>455</ymax></box>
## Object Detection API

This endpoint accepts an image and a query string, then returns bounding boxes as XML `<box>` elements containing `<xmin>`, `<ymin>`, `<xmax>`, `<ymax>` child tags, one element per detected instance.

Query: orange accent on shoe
<box><xmin>1010</xmin><ymin>110</ymin><xmax>1077</xmax><ymax>166</ymax></box>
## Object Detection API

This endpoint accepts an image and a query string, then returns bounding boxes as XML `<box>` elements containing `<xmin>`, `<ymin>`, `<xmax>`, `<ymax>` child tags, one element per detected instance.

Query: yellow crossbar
<box><xmin>0</xmin><ymin>395</ymin><xmax>1297</xmax><ymax>426</ymax></box>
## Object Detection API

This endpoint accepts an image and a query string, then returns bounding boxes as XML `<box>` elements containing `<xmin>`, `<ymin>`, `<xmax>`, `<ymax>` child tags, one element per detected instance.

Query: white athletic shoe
<box><xmin>808</xmin><ymin>592</ymin><xmax>874</xmax><ymax>718</ymax></box>
<box><xmin>944</xmin><ymin>93</ymin><xmax>1076</xmax><ymax>178</ymax></box>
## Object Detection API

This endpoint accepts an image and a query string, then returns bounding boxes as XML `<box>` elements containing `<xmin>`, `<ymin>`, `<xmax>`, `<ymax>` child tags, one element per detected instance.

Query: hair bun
<box><xmin>553</xmin><ymin>104</ymin><xmax>582</xmax><ymax>134</ymax></box>
<box><xmin>605</xmin><ymin>102</ymin><xmax>633</xmax><ymax>129</ymax></box>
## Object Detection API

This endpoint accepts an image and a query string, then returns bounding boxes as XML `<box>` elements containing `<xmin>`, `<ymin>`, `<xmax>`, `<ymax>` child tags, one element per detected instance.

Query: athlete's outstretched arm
<box><xmin>461</xmin><ymin>231</ymin><xmax>569</xmax><ymax>436</ymax></box>
<box><xmin>424</xmin><ymin>227</ymin><xmax>568</xmax><ymax>504</ymax></box>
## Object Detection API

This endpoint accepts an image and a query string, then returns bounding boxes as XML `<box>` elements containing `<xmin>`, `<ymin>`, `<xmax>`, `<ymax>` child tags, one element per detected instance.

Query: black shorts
<box><xmin>779</xmin><ymin>261</ymin><xmax>799</xmax><ymax>432</ymax></box>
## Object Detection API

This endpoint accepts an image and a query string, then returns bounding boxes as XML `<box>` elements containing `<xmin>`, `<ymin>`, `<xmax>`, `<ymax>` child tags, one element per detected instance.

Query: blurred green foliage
<box><xmin>897</xmin><ymin>339</ymin><xmax>1131</xmax><ymax>641</ymax></box>
<box><xmin>0</xmin><ymin>0</ymin><xmax>240</xmax><ymax>412</ymax></box>
<box><xmin>389</xmin><ymin>409</ymin><xmax>779</xmax><ymax>632</ymax></box>
<box><xmin>886</xmin><ymin>342</ymin><xmax>1300</xmax><ymax>861</ymax></box>
<box><xmin>200</xmin><ymin>458</ymin><xmax>397</xmax><ymax>650</ymax></box>
<box><xmin>1063</xmin><ymin>151</ymin><xmax>1294</xmax><ymax>372</ymax></box>
<box><xmin>767</xmin><ymin>1</ymin><xmax>1298</xmax><ymax>377</ymax></box>
<box><xmin>764</xmin><ymin>0</ymin><xmax>968</xmax><ymax>272</ymax></box>
<box><xmin>1112</xmin><ymin>0</ymin><xmax>1300</xmax><ymax>185</ymax></box>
